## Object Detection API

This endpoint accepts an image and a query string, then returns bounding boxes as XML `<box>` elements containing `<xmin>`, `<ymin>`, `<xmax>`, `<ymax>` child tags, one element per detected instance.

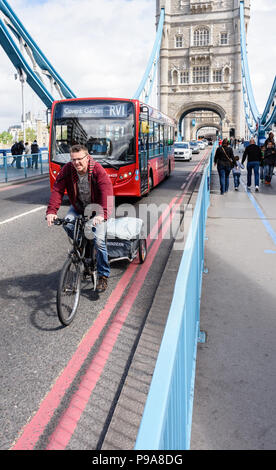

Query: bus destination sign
<box><xmin>61</xmin><ymin>103</ymin><xmax>129</xmax><ymax>119</ymax></box>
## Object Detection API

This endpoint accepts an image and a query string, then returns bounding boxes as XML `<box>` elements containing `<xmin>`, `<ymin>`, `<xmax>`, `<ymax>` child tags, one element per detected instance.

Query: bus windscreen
<box><xmin>51</xmin><ymin>100</ymin><xmax>135</xmax><ymax>167</ymax></box>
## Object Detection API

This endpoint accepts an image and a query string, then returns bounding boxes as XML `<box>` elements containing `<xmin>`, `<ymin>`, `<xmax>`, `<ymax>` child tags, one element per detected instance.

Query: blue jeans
<box><xmin>264</xmin><ymin>164</ymin><xmax>274</xmax><ymax>183</ymax></box>
<box><xmin>217</xmin><ymin>165</ymin><xmax>231</xmax><ymax>194</ymax></box>
<box><xmin>233</xmin><ymin>172</ymin><xmax>241</xmax><ymax>188</ymax></box>
<box><xmin>247</xmin><ymin>161</ymin><xmax>259</xmax><ymax>187</ymax></box>
<box><xmin>64</xmin><ymin>206</ymin><xmax>110</xmax><ymax>277</ymax></box>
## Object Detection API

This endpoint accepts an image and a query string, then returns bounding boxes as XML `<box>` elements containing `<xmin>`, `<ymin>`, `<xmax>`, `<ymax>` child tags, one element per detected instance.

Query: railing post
<box><xmin>4</xmin><ymin>155</ymin><xmax>8</xmax><ymax>182</ymax></box>
<box><xmin>23</xmin><ymin>154</ymin><xmax>27</xmax><ymax>178</ymax></box>
<box><xmin>39</xmin><ymin>152</ymin><xmax>42</xmax><ymax>174</ymax></box>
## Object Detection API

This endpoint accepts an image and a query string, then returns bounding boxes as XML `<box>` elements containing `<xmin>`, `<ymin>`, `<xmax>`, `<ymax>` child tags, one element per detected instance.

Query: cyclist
<box><xmin>46</xmin><ymin>144</ymin><xmax>114</xmax><ymax>293</ymax></box>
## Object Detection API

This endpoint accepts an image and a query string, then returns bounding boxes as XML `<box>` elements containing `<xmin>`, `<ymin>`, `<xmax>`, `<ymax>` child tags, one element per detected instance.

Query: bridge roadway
<box><xmin>0</xmin><ymin>148</ymin><xmax>210</xmax><ymax>451</ymax></box>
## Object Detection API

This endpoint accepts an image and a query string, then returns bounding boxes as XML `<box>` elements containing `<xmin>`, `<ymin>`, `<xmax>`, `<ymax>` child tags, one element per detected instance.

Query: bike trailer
<box><xmin>106</xmin><ymin>217</ymin><xmax>146</xmax><ymax>263</ymax></box>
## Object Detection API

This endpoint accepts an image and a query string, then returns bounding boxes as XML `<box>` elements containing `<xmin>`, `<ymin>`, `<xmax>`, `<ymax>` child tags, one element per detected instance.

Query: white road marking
<box><xmin>0</xmin><ymin>206</ymin><xmax>46</xmax><ymax>226</ymax></box>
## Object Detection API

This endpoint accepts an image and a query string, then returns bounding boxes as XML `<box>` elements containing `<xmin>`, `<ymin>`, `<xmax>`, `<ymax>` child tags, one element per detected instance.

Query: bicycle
<box><xmin>54</xmin><ymin>215</ymin><xmax>147</xmax><ymax>326</ymax></box>
<box><xmin>54</xmin><ymin>215</ymin><xmax>97</xmax><ymax>326</ymax></box>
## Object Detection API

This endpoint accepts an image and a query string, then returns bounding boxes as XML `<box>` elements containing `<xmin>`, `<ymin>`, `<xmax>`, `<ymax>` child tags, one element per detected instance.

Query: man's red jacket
<box><xmin>46</xmin><ymin>157</ymin><xmax>114</xmax><ymax>220</ymax></box>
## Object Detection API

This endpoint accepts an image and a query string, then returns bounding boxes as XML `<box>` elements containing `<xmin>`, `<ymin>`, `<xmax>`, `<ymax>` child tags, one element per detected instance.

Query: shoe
<box><xmin>247</xmin><ymin>186</ymin><xmax>251</xmax><ymax>191</ymax></box>
<box><xmin>235</xmin><ymin>187</ymin><xmax>238</xmax><ymax>191</ymax></box>
<box><xmin>255</xmin><ymin>186</ymin><xmax>259</xmax><ymax>191</ymax></box>
<box><xmin>96</xmin><ymin>276</ymin><xmax>108</xmax><ymax>293</ymax></box>
<box><xmin>261</xmin><ymin>179</ymin><xmax>264</xmax><ymax>183</ymax></box>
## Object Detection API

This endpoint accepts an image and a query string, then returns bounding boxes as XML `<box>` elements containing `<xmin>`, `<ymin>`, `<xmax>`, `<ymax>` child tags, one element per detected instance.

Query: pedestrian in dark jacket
<box><xmin>46</xmin><ymin>144</ymin><xmax>114</xmax><ymax>293</ymax></box>
<box><xmin>263</xmin><ymin>141</ymin><xmax>276</xmax><ymax>185</ymax></box>
<box><xmin>241</xmin><ymin>137</ymin><xmax>262</xmax><ymax>191</ymax></box>
<box><xmin>15</xmin><ymin>141</ymin><xmax>25</xmax><ymax>169</ymax></box>
<box><xmin>214</xmin><ymin>138</ymin><xmax>235</xmax><ymax>195</ymax></box>
<box><xmin>10</xmin><ymin>141</ymin><xmax>18</xmax><ymax>167</ymax></box>
<box><xmin>264</xmin><ymin>132</ymin><xmax>275</xmax><ymax>149</ymax></box>
<box><xmin>31</xmin><ymin>140</ymin><xmax>40</xmax><ymax>169</ymax></box>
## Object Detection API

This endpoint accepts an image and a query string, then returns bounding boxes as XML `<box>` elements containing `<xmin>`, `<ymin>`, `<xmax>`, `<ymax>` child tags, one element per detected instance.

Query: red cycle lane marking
<box><xmin>11</xmin><ymin>152</ymin><xmax>208</xmax><ymax>450</ymax></box>
<box><xmin>46</xmin><ymin>189</ymin><xmax>190</xmax><ymax>450</ymax></box>
<box><xmin>45</xmin><ymin>154</ymin><xmax>209</xmax><ymax>450</ymax></box>
<box><xmin>11</xmin><ymin>198</ymin><xmax>179</xmax><ymax>451</ymax></box>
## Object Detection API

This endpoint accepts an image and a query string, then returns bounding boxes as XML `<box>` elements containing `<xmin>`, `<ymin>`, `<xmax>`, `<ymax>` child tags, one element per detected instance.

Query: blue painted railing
<box><xmin>135</xmin><ymin>143</ymin><xmax>217</xmax><ymax>450</ymax></box>
<box><xmin>0</xmin><ymin>148</ymin><xmax>49</xmax><ymax>182</ymax></box>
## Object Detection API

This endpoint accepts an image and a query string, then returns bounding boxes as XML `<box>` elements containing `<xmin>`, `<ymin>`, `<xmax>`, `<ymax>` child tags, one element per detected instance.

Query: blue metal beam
<box><xmin>239</xmin><ymin>1</ymin><xmax>260</xmax><ymax>125</ymax></box>
<box><xmin>240</xmin><ymin>0</ymin><xmax>275</xmax><ymax>137</ymax></box>
<box><xmin>133</xmin><ymin>8</ymin><xmax>165</xmax><ymax>103</ymax></box>
<box><xmin>0</xmin><ymin>18</ymin><xmax>54</xmax><ymax>108</ymax></box>
<box><xmin>260</xmin><ymin>76</ymin><xmax>276</xmax><ymax>129</ymax></box>
<box><xmin>0</xmin><ymin>0</ymin><xmax>76</xmax><ymax>108</ymax></box>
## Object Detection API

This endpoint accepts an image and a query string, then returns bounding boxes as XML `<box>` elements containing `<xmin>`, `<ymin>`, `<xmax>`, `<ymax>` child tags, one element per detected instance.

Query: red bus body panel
<box><xmin>48</xmin><ymin>98</ymin><xmax>176</xmax><ymax>197</ymax></box>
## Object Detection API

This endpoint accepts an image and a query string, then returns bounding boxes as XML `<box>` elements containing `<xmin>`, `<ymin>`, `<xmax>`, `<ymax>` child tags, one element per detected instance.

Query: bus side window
<box><xmin>149</xmin><ymin>120</ymin><xmax>154</xmax><ymax>157</ymax></box>
<box><xmin>153</xmin><ymin>122</ymin><xmax>159</xmax><ymax>155</ymax></box>
<box><xmin>160</xmin><ymin>125</ymin><xmax>164</xmax><ymax>153</ymax></box>
<box><xmin>164</xmin><ymin>125</ymin><xmax>168</xmax><ymax>148</ymax></box>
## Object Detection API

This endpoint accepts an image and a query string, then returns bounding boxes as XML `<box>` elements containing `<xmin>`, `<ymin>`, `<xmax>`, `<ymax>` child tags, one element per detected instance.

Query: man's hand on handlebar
<box><xmin>92</xmin><ymin>215</ymin><xmax>104</xmax><ymax>226</ymax></box>
<box><xmin>46</xmin><ymin>214</ymin><xmax>58</xmax><ymax>227</ymax></box>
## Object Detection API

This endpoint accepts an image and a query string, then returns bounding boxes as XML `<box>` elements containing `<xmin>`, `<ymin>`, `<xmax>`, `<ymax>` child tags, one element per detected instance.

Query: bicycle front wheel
<box><xmin>57</xmin><ymin>258</ymin><xmax>81</xmax><ymax>326</ymax></box>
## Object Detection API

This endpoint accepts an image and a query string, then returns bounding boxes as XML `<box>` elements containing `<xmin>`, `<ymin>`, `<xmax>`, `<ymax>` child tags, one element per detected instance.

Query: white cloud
<box><xmin>0</xmin><ymin>0</ymin><xmax>274</xmax><ymax>132</ymax></box>
<box><xmin>247</xmin><ymin>0</ymin><xmax>275</xmax><ymax>113</ymax></box>
<box><xmin>0</xmin><ymin>0</ymin><xmax>156</xmax><ymax>130</ymax></box>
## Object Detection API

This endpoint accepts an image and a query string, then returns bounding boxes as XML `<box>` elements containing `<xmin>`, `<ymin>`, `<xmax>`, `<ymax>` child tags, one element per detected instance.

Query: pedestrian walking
<box><xmin>31</xmin><ymin>140</ymin><xmax>40</xmax><ymax>169</ymax></box>
<box><xmin>241</xmin><ymin>137</ymin><xmax>262</xmax><ymax>191</ymax></box>
<box><xmin>263</xmin><ymin>141</ymin><xmax>276</xmax><ymax>185</ymax></box>
<box><xmin>232</xmin><ymin>156</ymin><xmax>242</xmax><ymax>190</ymax></box>
<box><xmin>214</xmin><ymin>138</ymin><xmax>236</xmax><ymax>195</ymax></box>
<box><xmin>24</xmin><ymin>141</ymin><xmax>31</xmax><ymax>168</ymax></box>
<box><xmin>10</xmin><ymin>141</ymin><xmax>18</xmax><ymax>167</ymax></box>
<box><xmin>15</xmin><ymin>140</ymin><xmax>25</xmax><ymax>169</ymax></box>
<box><xmin>260</xmin><ymin>145</ymin><xmax>265</xmax><ymax>183</ymax></box>
<box><xmin>264</xmin><ymin>132</ymin><xmax>275</xmax><ymax>149</ymax></box>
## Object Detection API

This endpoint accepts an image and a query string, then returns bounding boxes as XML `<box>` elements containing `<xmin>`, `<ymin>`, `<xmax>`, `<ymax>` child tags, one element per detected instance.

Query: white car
<box><xmin>196</xmin><ymin>140</ymin><xmax>205</xmax><ymax>150</ymax></box>
<box><xmin>174</xmin><ymin>142</ymin><xmax>192</xmax><ymax>161</ymax></box>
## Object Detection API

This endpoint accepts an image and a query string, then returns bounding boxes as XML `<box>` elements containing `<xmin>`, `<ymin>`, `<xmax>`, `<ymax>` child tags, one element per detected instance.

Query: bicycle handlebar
<box><xmin>53</xmin><ymin>217</ymin><xmax>67</xmax><ymax>226</ymax></box>
<box><xmin>53</xmin><ymin>215</ymin><xmax>89</xmax><ymax>226</ymax></box>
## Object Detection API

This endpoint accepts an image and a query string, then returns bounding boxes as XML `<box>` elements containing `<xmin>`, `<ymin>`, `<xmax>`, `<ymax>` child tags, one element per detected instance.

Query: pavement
<box><xmin>102</xmin><ymin>156</ymin><xmax>276</xmax><ymax>450</ymax></box>
<box><xmin>0</xmin><ymin>157</ymin><xmax>48</xmax><ymax>184</ymax></box>
<box><xmin>190</xmin><ymin>163</ymin><xmax>276</xmax><ymax>450</ymax></box>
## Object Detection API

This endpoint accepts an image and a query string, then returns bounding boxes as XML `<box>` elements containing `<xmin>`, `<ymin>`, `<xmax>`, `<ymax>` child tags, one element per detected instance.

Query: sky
<box><xmin>0</xmin><ymin>0</ymin><xmax>274</xmax><ymax>132</ymax></box>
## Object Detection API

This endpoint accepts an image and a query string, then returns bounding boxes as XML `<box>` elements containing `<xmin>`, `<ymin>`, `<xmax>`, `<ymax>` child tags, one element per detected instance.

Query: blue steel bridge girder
<box><xmin>240</xmin><ymin>0</ymin><xmax>276</xmax><ymax>140</ymax></box>
<box><xmin>0</xmin><ymin>0</ymin><xmax>76</xmax><ymax>109</ymax></box>
<box><xmin>133</xmin><ymin>8</ymin><xmax>165</xmax><ymax>104</ymax></box>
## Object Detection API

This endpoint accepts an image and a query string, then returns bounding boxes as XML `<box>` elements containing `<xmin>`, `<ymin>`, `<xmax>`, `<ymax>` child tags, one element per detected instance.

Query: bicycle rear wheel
<box><xmin>57</xmin><ymin>258</ymin><xmax>81</xmax><ymax>326</ymax></box>
<box><xmin>139</xmin><ymin>238</ymin><xmax>147</xmax><ymax>263</ymax></box>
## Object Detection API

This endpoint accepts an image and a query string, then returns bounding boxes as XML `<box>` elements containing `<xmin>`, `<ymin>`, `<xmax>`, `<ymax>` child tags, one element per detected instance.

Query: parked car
<box><xmin>174</xmin><ymin>142</ymin><xmax>192</xmax><ymax>161</ymax></box>
<box><xmin>189</xmin><ymin>141</ymin><xmax>200</xmax><ymax>154</ymax></box>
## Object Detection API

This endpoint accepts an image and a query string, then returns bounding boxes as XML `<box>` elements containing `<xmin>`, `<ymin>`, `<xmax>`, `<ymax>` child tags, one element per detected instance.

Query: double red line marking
<box><xmin>11</xmin><ymin>150</ymin><xmax>209</xmax><ymax>450</ymax></box>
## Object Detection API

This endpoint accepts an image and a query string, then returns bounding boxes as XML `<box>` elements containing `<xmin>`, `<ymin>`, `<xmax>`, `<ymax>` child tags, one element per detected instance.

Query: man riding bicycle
<box><xmin>46</xmin><ymin>144</ymin><xmax>114</xmax><ymax>293</ymax></box>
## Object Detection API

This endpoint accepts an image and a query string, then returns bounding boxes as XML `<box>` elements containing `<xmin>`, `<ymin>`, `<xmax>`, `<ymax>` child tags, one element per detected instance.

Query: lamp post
<box><xmin>15</xmin><ymin>68</ymin><xmax>26</xmax><ymax>143</ymax></box>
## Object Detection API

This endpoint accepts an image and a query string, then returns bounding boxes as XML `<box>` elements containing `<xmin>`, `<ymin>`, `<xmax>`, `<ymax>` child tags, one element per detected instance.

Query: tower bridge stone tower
<box><xmin>156</xmin><ymin>0</ymin><xmax>250</xmax><ymax>139</ymax></box>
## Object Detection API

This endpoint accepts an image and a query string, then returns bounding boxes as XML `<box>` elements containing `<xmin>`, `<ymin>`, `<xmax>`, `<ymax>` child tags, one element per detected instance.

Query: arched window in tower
<box><xmin>224</xmin><ymin>67</ymin><xmax>230</xmax><ymax>83</ymax></box>
<box><xmin>193</xmin><ymin>27</ymin><xmax>209</xmax><ymax>46</ymax></box>
<box><xmin>171</xmin><ymin>69</ymin><xmax>179</xmax><ymax>86</ymax></box>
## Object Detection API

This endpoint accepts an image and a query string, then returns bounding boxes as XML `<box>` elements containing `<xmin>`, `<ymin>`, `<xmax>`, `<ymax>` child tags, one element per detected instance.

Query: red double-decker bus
<box><xmin>48</xmin><ymin>98</ymin><xmax>176</xmax><ymax>197</ymax></box>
